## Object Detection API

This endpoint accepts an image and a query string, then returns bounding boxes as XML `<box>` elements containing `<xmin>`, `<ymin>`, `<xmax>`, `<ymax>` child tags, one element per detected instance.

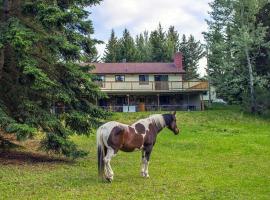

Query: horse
<box><xmin>96</xmin><ymin>111</ymin><xmax>180</xmax><ymax>182</ymax></box>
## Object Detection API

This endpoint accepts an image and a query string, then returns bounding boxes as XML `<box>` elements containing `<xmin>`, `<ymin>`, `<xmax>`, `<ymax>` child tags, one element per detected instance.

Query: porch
<box><xmin>97</xmin><ymin>80</ymin><xmax>208</xmax><ymax>93</ymax></box>
<box><xmin>98</xmin><ymin>93</ymin><xmax>205</xmax><ymax>112</ymax></box>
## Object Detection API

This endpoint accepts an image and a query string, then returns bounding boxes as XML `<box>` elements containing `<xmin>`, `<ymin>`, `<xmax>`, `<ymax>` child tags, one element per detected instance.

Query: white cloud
<box><xmin>90</xmin><ymin>0</ymin><xmax>211</xmax><ymax>75</ymax></box>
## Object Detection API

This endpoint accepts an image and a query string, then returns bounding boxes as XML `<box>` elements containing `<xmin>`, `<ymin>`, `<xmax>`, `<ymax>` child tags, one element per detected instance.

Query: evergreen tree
<box><xmin>103</xmin><ymin>29</ymin><xmax>120</xmax><ymax>62</ymax></box>
<box><xmin>179</xmin><ymin>35</ymin><xmax>204</xmax><ymax>79</ymax></box>
<box><xmin>0</xmin><ymin>0</ymin><xmax>108</xmax><ymax>157</ymax></box>
<box><xmin>149</xmin><ymin>23</ymin><xmax>167</xmax><ymax>62</ymax></box>
<box><xmin>165</xmin><ymin>26</ymin><xmax>180</xmax><ymax>61</ymax></box>
<box><xmin>118</xmin><ymin>29</ymin><xmax>137</xmax><ymax>62</ymax></box>
<box><xmin>135</xmin><ymin>32</ymin><xmax>152</xmax><ymax>62</ymax></box>
<box><xmin>255</xmin><ymin>2</ymin><xmax>270</xmax><ymax>82</ymax></box>
<box><xmin>204</xmin><ymin>0</ymin><xmax>243</xmax><ymax>103</ymax></box>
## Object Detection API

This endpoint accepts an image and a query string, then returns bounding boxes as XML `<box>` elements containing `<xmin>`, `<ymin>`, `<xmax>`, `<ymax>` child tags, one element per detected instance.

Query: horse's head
<box><xmin>163</xmin><ymin>111</ymin><xmax>180</xmax><ymax>135</ymax></box>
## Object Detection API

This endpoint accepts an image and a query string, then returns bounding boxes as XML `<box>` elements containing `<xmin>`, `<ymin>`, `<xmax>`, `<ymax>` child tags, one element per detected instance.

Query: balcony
<box><xmin>96</xmin><ymin>81</ymin><xmax>208</xmax><ymax>93</ymax></box>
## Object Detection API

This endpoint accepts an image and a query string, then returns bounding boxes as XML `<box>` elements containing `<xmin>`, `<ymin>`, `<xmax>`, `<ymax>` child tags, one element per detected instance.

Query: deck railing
<box><xmin>96</xmin><ymin>81</ymin><xmax>208</xmax><ymax>92</ymax></box>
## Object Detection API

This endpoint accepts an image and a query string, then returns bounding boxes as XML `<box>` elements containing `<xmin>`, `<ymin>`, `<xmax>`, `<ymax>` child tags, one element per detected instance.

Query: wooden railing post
<box><xmin>157</xmin><ymin>94</ymin><xmax>160</xmax><ymax>111</ymax></box>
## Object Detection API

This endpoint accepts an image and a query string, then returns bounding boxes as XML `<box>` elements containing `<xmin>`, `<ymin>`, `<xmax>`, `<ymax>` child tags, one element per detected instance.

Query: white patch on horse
<box><xmin>99</xmin><ymin>121</ymin><xmax>126</xmax><ymax>147</ymax></box>
<box><xmin>131</xmin><ymin>119</ymin><xmax>150</xmax><ymax>147</ymax></box>
<box><xmin>149</xmin><ymin>114</ymin><xmax>166</xmax><ymax>129</ymax></box>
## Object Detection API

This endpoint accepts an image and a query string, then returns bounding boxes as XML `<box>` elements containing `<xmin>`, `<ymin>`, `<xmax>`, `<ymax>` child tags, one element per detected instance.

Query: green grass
<box><xmin>1</xmin><ymin>107</ymin><xmax>270</xmax><ymax>200</ymax></box>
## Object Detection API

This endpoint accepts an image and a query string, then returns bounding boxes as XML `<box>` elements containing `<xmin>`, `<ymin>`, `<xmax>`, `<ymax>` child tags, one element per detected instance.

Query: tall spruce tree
<box><xmin>135</xmin><ymin>32</ymin><xmax>152</xmax><ymax>62</ymax></box>
<box><xmin>255</xmin><ymin>2</ymin><xmax>270</xmax><ymax>80</ymax></box>
<box><xmin>0</xmin><ymin>0</ymin><xmax>108</xmax><ymax>157</ymax></box>
<box><xmin>149</xmin><ymin>23</ymin><xmax>167</xmax><ymax>62</ymax></box>
<box><xmin>118</xmin><ymin>28</ymin><xmax>137</xmax><ymax>62</ymax></box>
<box><xmin>165</xmin><ymin>26</ymin><xmax>180</xmax><ymax>61</ymax></box>
<box><xmin>179</xmin><ymin>34</ymin><xmax>204</xmax><ymax>79</ymax></box>
<box><xmin>103</xmin><ymin>29</ymin><xmax>120</xmax><ymax>62</ymax></box>
<box><xmin>204</xmin><ymin>0</ymin><xmax>243</xmax><ymax>103</ymax></box>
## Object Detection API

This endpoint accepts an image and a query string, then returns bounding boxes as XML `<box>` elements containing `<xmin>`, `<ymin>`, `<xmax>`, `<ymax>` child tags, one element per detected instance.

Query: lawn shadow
<box><xmin>0</xmin><ymin>150</ymin><xmax>74</xmax><ymax>165</ymax></box>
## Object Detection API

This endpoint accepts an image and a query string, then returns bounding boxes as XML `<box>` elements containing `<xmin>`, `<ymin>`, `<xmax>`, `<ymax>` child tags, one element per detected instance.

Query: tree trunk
<box><xmin>245</xmin><ymin>47</ymin><xmax>256</xmax><ymax>113</ymax></box>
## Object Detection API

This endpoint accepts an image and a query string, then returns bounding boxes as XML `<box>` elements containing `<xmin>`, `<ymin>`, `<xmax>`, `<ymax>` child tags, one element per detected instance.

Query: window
<box><xmin>95</xmin><ymin>75</ymin><xmax>105</xmax><ymax>88</ymax></box>
<box><xmin>139</xmin><ymin>75</ymin><xmax>149</xmax><ymax>85</ymax></box>
<box><xmin>96</xmin><ymin>75</ymin><xmax>105</xmax><ymax>82</ymax></box>
<box><xmin>115</xmin><ymin>75</ymin><xmax>125</xmax><ymax>82</ymax></box>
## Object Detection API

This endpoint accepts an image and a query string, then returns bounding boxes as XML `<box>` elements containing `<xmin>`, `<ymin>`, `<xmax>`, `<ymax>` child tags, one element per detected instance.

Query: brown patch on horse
<box><xmin>107</xmin><ymin>126</ymin><xmax>125</xmax><ymax>152</ymax></box>
<box><xmin>135</xmin><ymin>123</ymin><xmax>146</xmax><ymax>134</ymax></box>
<box><xmin>120</xmin><ymin>127</ymin><xmax>144</xmax><ymax>152</ymax></box>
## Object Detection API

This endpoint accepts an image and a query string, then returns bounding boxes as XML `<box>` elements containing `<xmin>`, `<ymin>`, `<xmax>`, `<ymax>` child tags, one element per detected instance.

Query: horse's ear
<box><xmin>172</xmin><ymin>111</ymin><xmax>176</xmax><ymax>115</ymax></box>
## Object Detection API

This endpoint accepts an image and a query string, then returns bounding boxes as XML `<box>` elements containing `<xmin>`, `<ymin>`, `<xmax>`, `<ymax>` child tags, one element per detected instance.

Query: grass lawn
<box><xmin>0</xmin><ymin>106</ymin><xmax>270</xmax><ymax>199</ymax></box>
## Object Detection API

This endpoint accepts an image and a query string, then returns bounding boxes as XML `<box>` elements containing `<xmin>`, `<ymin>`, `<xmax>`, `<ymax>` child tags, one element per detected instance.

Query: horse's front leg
<box><xmin>141</xmin><ymin>145</ymin><xmax>152</xmax><ymax>178</ymax></box>
<box><xmin>141</xmin><ymin>150</ymin><xmax>146</xmax><ymax>177</ymax></box>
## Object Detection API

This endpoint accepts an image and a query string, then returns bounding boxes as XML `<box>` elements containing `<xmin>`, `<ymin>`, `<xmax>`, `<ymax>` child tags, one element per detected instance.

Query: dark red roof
<box><xmin>84</xmin><ymin>62</ymin><xmax>185</xmax><ymax>74</ymax></box>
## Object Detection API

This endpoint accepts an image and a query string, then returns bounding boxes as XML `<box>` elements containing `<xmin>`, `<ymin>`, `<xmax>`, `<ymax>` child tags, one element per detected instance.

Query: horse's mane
<box><xmin>148</xmin><ymin>114</ymin><xmax>166</xmax><ymax>131</ymax></box>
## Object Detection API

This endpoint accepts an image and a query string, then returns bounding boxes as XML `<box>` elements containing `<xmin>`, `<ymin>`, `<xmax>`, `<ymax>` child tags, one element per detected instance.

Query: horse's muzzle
<box><xmin>174</xmin><ymin>128</ymin><xmax>180</xmax><ymax>135</ymax></box>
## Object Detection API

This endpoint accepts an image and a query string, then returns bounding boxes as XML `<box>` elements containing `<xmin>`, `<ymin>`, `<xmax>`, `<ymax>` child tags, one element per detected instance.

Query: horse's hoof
<box><xmin>144</xmin><ymin>174</ymin><xmax>150</xmax><ymax>178</ymax></box>
<box><xmin>106</xmin><ymin>177</ymin><xmax>113</xmax><ymax>183</ymax></box>
<box><xmin>141</xmin><ymin>172</ymin><xmax>150</xmax><ymax>178</ymax></box>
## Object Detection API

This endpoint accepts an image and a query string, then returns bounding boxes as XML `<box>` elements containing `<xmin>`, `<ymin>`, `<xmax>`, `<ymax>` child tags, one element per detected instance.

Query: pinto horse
<box><xmin>97</xmin><ymin>112</ymin><xmax>179</xmax><ymax>182</ymax></box>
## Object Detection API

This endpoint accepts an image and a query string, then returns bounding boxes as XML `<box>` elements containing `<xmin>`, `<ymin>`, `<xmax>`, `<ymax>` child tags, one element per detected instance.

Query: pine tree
<box><xmin>103</xmin><ymin>29</ymin><xmax>120</xmax><ymax>62</ymax></box>
<box><xmin>179</xmin><ymin>35</ymin><xmax>204</xmax><ymax>79</ymax></box>
<box><xmin>135</xmin><ymin>32</ymin><xmax>152</xmax><ymax>62</ymax></box>
<box><xmin>0</xmin><ymin>0</ymin><xmax>108</xmax><ymax>157</ymax></box>
<box><xmin>203</xmin><ymin>0</ymin><xmax>243</xmax><ymax>103</ymax></box>
<box><xmin>165</xmin><ymin>26</ymin><xmax>180</xmax><ymax>61</ymax></box>
<box><xmin>118</xmin><ymin>29</ymin><xmax>137</xmax><ymax>62</ymax></box>
<box><xmin>149</xmin><ymin>23</ymin><xmax>167</xmax><ymax>62</ymax></box>
<box><xmin>254</xmin><ymin>2</ymin><xmax>270</xmax><ymax>82</ymax></box>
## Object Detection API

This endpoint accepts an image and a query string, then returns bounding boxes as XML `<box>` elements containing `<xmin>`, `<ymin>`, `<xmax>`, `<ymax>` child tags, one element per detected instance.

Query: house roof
<box><xmin>84</xmin><ymin>63</ymin><xmax>185</xmax><ymax>74</ymax></box>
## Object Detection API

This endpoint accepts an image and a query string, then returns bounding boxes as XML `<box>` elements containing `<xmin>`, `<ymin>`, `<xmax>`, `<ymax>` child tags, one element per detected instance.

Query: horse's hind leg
<box><xmin>104</xmin><ymin>148</ymin><xmax>116</xmax><ymax>182</ymax></box>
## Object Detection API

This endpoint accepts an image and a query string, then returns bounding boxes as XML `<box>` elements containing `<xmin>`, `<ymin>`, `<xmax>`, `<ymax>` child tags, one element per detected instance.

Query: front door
<box><xmin>154</xmin><ymin>75</ymin><xmax>169</xmax><ymax>90</ymax></box>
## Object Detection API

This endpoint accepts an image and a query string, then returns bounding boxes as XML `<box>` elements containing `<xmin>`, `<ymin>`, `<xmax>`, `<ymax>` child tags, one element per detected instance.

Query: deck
<box><xmin>97</xmin><ymin>81</ymin><xmax>208</xmax><ymax>93</ymax></box>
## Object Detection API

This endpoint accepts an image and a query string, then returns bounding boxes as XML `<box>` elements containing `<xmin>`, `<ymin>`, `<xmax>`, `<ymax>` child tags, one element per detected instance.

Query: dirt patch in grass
<box><xmin>0</xmin><ymin>129</ymin><xmax>72</xmax><ymax>165</ymax></box>
<box><xmin>0</xmin><ymin>150</ymin><xmax>72</xmax><ymax>165</ymax></box>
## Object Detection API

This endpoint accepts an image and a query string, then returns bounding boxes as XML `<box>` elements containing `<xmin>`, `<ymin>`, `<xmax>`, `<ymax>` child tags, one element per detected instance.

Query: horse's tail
<box><xmin>97</xmin><ymin>126</ymin><xmax>106</xmax><ymax>178</ymax></box>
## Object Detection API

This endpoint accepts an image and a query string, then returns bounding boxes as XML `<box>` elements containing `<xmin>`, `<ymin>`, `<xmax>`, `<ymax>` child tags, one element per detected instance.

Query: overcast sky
<box><xmin>88</xmin><ymin>0</ymin><xmax>212</xmax><ymax>76</ymax></box>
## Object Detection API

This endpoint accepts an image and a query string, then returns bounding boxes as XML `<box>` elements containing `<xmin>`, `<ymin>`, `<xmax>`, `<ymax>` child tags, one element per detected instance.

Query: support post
<box><xmin>157</xmin><ymin>94</ymin><xmax>160</xmax><ymax>111</ymax></box>
<box><xmin>187</xmin><ymin>94</ymin><xmax>190</xmax><ymax>111</ymax></box>
<box><xmin>200</xmin><ymin>93</ymin><xmax>204</xmax><ymax>111</ymax></box>
<box><xmin>127</xmin><ymin>94</ymin><xmax>130</xmax><ymax>106</ymax></box>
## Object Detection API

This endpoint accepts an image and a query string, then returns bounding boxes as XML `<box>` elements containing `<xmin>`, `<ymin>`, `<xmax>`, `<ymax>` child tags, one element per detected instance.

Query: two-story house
<box><xmin>88</xmin><ymin>52</ymin><xmax>208</xmax><ymax>112</ymax></box>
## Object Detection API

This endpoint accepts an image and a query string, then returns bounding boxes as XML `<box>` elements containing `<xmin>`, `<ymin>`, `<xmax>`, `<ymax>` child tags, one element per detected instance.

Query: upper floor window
<box><xmin>115</xmin><ymin>75</ymin><xmax>125</xmax><ymax>82</ymax></box>
<box><xmin>96</xmin><ymin>75</ymin><xmax>105</xmax><ymax>82</ymax></box>
<box><xmin>139</xmin><ymin>75</ymin><xmax>149</xmax><ymax>85</ymax></box>
<box><xmin>95</xmin><ymin>75</ymin><xmax>105</xmax><ymax>88</ymax></box>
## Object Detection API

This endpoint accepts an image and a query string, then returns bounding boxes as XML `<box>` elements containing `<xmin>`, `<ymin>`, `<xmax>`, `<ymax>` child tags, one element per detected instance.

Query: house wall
<box><xmin>103</xmin><ymin>74</ymin><xmax>182</xmax><ymax>82</ymax></box>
